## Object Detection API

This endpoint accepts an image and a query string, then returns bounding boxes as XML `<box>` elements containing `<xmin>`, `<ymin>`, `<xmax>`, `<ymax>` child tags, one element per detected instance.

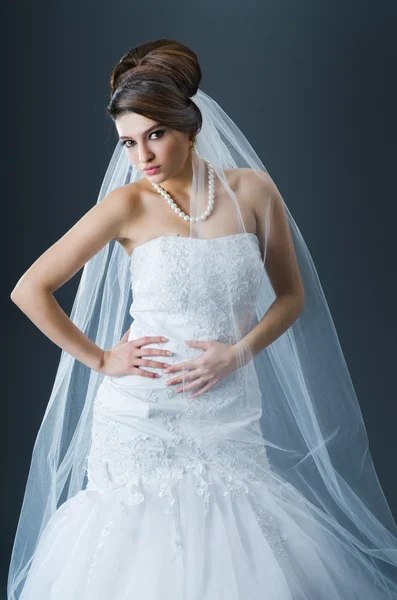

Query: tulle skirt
<box><xmin>19</xmin><ymin>461</ymin><xmax>394</xmax><ymax>600</ymax></box>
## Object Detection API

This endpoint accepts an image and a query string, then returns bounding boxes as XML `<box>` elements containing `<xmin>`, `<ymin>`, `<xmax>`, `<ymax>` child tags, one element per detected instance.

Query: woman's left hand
<box><xmin>163</xmin><ymin>340</ymin><xmax>241</xmax><ymax>398</ymax></box>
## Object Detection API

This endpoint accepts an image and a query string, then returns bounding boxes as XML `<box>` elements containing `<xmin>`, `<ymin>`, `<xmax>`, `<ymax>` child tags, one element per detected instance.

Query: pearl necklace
<box><xmin>150</xmin><ymin>158</ymin><xmax>215</xmax><ymax>222</ymax></box>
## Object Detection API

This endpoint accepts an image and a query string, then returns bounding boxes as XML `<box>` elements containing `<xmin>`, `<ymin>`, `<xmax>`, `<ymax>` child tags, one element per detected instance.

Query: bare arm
<box><xmin>236</xmin><ymin>169</ymin><xmax>305</xmax><ymax>361</ymax></box>
<box><xmin>10</xmin><ymin>186</ymin><xmax>137</xmax><ymax>372</ymax></box>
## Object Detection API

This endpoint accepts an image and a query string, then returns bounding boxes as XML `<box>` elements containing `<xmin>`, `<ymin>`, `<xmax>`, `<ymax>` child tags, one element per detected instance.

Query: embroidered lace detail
<box><xmin>87</xmin><ymin>400</ymin><xmax>291</xmax><ymax>570</ymax></box>
<box><xmin>85</xmin><ymin>520</ymin><xmax>115</xmax><ymax>587</ymax></box>
<box><xmin>129</xmin><ymin>234</ymin><xmax>263</xmax><ymax>344</ymax></box>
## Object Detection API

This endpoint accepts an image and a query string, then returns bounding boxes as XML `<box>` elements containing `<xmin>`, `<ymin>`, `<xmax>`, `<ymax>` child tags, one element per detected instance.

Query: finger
<box><xmin>164</xmin><ymin>359</ymin><xmax>198</xmax><ymax>374</ymax></box>
<box><xmin>134</xmin><ymin>358</ymin><xmax>169</xmax><ymax>369</ymax></box>
<box><xmin>175</xmin><ymin>377</ymin><xmax>207</xmax><ymax>393</ymax></box>
<box><xmin>188</xmin><ymin>380</ymin><xmax>214</xmax><ymax>398</ymax></box>
<box><xmin>134</xmin><ymin>336</ymin><xmax>168</xmax><ymax>348</ymax></box>
<box><xmin>166</xmin><ymin>370</ymin><xmax>199</xmax><ymax>386</ymax></box>
<box><xmin>130</xmin><ymin>367</ymin><xmax>160</xmax><ymax>378</ymax></box>
<box><xmin>120</xmin><ymin>328</ymin><xmax>130</xmax><ymax>343</ymax></box>
<box><xmin>185</xmin><ymin>340</ymin><xmax>208</xmax><ymax>349</ymax></box>
<box><xmin>135</xmin><ymin>348</ymin><xmax>173</xmax><ymax>358</ymax></box>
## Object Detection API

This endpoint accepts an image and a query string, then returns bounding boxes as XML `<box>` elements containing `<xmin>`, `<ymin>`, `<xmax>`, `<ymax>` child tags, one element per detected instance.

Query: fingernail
<box><xmin>166</xmin><ymin>351</ymin><xmax>172</xmax><ymax>355</ymax></box>
<box><xmin>161</xmin><ymin>337</ymin><xmax>167</xmax><ymax>342</ymax></box>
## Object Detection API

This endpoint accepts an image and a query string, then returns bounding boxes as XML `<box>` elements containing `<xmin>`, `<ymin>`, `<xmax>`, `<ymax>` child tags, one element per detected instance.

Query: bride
<box><xmin>8</xmin><ymin>38</ymin><xmax>397</xmax><ymax>599</ymax></box>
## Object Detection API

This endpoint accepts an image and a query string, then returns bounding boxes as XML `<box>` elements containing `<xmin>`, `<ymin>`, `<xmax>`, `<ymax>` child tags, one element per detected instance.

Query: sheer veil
<box><xmin>7</xmin><ymin>87</ymin><xmax>397</xmax><ymax>599</ymax></box>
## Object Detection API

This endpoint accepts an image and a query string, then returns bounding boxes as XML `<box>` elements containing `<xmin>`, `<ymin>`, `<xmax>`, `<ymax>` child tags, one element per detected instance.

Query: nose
<box><xmin>138</xmin><ymin>143</ymin><xmax>154</xmax><ymax>165</ymax></box>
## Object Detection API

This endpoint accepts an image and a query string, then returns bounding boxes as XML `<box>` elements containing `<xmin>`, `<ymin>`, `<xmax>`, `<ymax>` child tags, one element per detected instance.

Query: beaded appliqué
<box><xmin>85</xmin><ymin>519</ymin><xmax>115</xmax><ymax>587</ymax></box>
<box><xmin>87</xmin><ymin>406</ymin><xmax>291</xmax><ymax>567</ymax></box>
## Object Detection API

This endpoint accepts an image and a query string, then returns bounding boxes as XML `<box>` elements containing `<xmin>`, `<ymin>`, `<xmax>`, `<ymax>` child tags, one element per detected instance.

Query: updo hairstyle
<box><xmin>107</xmin><ymin>38</ymin><xmax>203</xmax><ymax>139</ymax></box>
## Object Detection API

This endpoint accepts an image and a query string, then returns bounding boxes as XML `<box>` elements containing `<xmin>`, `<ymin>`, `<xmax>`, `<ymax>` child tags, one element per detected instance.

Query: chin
<box><xmin>156</xmin><ymin>173</ymin><xmax>170</xmax><ymax>184</ymax></box>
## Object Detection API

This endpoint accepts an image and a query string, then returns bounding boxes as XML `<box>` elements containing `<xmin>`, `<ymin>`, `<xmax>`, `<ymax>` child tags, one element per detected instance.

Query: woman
<box><xmin>8</xmin><ymin>39</ymin><xmax>397</xmax><ymax>599</ymax></box>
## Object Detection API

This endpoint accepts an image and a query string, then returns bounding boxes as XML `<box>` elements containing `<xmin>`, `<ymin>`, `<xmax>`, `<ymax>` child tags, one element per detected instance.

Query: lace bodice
<box><xmin>128</xmin><ymin>232</ymin><xmax>264</xmax><ymax>344</ymax></box>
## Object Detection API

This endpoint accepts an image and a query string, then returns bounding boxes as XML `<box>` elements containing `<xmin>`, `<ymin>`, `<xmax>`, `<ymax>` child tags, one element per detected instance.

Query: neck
<box><xmin>154</xmin><ymin>153</ymin><xmax>204</xmax><ymax>208</ymax></box>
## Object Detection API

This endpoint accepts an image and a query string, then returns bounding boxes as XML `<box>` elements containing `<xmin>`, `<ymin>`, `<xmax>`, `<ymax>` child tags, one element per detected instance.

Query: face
<box><xmin>115</xmin><ymin>112</ymin><xmax>193</xmax><ymax>183</ymax></box>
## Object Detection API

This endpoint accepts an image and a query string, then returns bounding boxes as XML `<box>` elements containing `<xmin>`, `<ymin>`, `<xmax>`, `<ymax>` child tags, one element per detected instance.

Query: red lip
<box><xmin>143</xmin><ymin>166</ymin><xmax>160</xmax><ymax>174</ymax></box>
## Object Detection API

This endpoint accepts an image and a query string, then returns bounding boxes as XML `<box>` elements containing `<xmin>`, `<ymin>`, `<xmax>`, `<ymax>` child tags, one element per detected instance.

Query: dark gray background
<box><xmin>3</xmin><ymin>0</ymin><xmax>397</xmax><ymax>593</ymax></box>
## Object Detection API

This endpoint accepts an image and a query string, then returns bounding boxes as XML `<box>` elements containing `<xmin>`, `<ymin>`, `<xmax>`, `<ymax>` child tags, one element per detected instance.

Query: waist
<box><xmin>128</xmin><ymin>310</ymin><xmax>247</xmax><ymax>345</ymax></box>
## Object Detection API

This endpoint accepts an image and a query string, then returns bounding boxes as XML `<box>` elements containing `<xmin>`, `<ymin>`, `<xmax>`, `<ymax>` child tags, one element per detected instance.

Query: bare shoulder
<box><xmin>102</xmin><ymin>181</ymin><xmax>141</xmax><ymax>239</ymax></box>
<box><xmin>232</xmin><ymin>167</ymin><xmax>274</xmax><ymax>194</ymax></box>
<box><xmin>103</xmin><ymin>180</ymin><xmax>140</xmax><ymax>212</ymax></box>
<box><xmin>233</xmin><ymin>167</ymin><xmax>282</xmax><ymax>216</ymax></box>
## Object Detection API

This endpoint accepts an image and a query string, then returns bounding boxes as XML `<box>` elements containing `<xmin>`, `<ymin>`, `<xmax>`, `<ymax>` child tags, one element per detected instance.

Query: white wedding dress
<box><xmin>19</xmin><ymin>233</ymin><xmax>394</xmax><ymax>599</ymax></box>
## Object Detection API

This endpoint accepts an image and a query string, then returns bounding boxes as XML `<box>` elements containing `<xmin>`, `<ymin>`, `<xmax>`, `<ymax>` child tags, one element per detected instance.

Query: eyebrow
<box><xmin>119</xmin><ymin>122</ymin><xmax>162</xmax><ymax>141</ymax></box>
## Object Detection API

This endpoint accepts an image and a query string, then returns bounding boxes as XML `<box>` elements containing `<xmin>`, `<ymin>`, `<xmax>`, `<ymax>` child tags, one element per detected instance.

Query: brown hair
<box><xmin>107</xmin><ymin>39</ymin><xmax>202</xmax><ymax>138</ymax></box>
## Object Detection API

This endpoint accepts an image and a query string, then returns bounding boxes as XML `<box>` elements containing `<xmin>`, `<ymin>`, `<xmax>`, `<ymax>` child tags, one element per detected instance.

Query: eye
<box><xmin>122</xmin><ymin>129</ymin><xmax>165</xmax><ymax>148</ymax></box>
<box><xmin>151</xmin><ymin>129</ymin><xmax>165</xmax><ymax>140</ymax></box>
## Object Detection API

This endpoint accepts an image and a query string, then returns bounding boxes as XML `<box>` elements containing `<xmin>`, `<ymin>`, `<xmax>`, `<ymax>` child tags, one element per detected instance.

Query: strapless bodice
<box><xmin>128</xmin><ymin>232</ymin><xmax>264</xmax><ymax>345</ymax></box>
<box><xmin>88</xmin><ymin>232</ymin><xmax>270</xmax><ymax>504</ymax></box>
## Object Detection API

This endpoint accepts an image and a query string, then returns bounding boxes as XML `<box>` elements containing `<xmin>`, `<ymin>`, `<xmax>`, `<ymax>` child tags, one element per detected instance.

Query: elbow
<box><xmin>11</xmin><ymin>270</ymin><xmax>48</xmax><ymax>305</ymax></box>
<box><xmin>296</xmin><ymin>297</ymin><xmax>305</xmax><ymax>319</ymax></box>
<box><xmin>295</xmin><ymin>287</ymin><xmax>305</xmax><ymax>316</ymax></box>
<box><xmin>286</xmin><ymin>288</ymin><xmax>305</xmax><ymax>321</ymax></box>
<box><xmin>11</xmin><ymin>280</ymin><xmax>52</xmax><ymax>306</ymax></box>
<box><xmin>298</xmin><ymin>286</ymin><xmax>305</xmax><ymax>309</ymax></box>
<box><xmin>10</xmin><ymin>283</ymin><xmax>37</xmax><ymax>306</ymax></box>
<box><xmin>288</xmin><ymin>293</ymin><xmax>305</xmax><ymax>327</ymax></box>
<box><xmin>11</xmin><ymin>272</ymin><xmax>30</xmax><ymax>305</ymax></box>
<box><xmin>10</xmin><ymin>285</ymin><xmax>27</xmax><ymax>306</ymax></box>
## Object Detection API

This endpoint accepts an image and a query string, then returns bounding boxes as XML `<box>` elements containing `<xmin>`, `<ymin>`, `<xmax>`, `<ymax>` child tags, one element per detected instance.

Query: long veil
<box><xmin>8</xmin><ymin>87</ymin><xmax>397</xmax><ymax>599</ymax></box>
